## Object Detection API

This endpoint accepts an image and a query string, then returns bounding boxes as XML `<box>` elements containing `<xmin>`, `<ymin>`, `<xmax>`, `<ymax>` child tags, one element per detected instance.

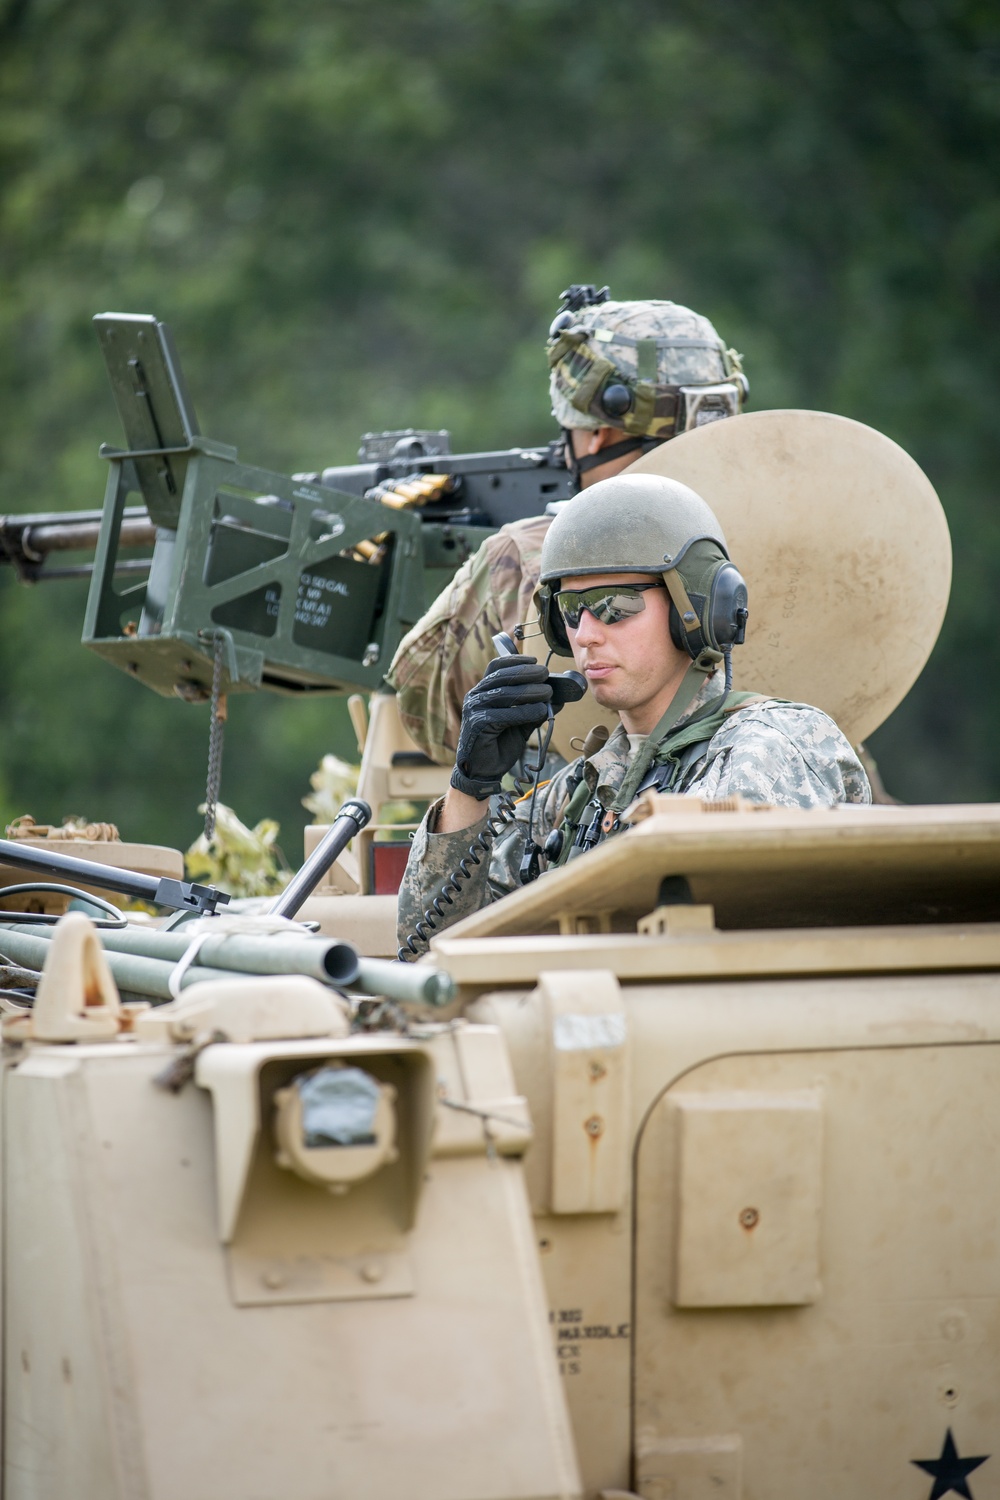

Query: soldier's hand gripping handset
<box><xmin>437</xmin><ymin>637</ymin><xmax>587</xmax><ymax>844</ymax></box>
<box><xmin>450</xmin><ymin>629</ymin><xmax>588</xmax><ymax>800</ymax></box>
<box><xmin>449</xmin><ymin>655</ymin><xmax>554</xmax><ymax>801</ymax></box>
<box><xmin>398</xmin><ymin>641</ymin><xmax>587</xmax><ymax>954</ymax></box>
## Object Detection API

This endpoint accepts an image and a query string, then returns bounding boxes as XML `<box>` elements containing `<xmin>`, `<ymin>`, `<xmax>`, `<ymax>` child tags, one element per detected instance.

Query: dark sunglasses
<box><xmin>554</xmin><ymin>581</ymin><xmax>665</xmax><ymax>630</ymax></box>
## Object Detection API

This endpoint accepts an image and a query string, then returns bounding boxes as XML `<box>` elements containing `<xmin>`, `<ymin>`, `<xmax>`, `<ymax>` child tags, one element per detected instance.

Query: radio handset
<box><xmin>491</xmin><ymin>632</ymin><xmax>586</xmax><ymax>886</ymax></box>
<box><xmin>490</xmin><ymin>632</ymin><xmax>588</xmax><ymax>709</ymax></box>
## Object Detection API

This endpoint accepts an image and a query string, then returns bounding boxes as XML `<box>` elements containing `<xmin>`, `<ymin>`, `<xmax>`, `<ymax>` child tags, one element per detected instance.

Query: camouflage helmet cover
<box><xmin>548</xmin><ymin>297</ymin><xmax>745</xmax><ymax>437</ymax></box>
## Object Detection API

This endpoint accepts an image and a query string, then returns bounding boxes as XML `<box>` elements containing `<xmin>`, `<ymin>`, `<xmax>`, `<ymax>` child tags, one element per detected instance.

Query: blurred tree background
<box><xmin>1</xmin><ymin>0</ymin><xmax>998</xmax><ymax>857</ymax></box>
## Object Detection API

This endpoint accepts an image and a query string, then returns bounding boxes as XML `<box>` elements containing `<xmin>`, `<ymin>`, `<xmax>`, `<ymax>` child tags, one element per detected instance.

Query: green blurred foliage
<box><xmin>302</xmin><ymin>755</ymin><xmax>361</xmax><ymax>828</ymax></box>
<box><xmin>1</xmin><ymin>0</ymin><xmax>998</xmax><ymax>853</ymax></box>
<box><xmin>185</xmin><ymin>803</ymin><xmax>289</xmax><ymax>898</ymax></box>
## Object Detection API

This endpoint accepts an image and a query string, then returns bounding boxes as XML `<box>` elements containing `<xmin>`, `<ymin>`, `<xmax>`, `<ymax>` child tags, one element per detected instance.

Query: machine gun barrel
<box><xmin>0</xmin><ymin>507</ymin><xmax>155</xmax><ymax>581</ymax></box>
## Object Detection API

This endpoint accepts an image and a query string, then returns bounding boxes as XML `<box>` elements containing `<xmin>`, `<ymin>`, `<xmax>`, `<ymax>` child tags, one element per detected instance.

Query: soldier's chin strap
<box><xmin>563</xmin><ymin>429</ymin><xmax>665</xmax><ymax>492</ymax></box>
<box><xmin>610</xmin><ymin>652</ymin><xmax>724</xmax><ymax>816</ymax></box>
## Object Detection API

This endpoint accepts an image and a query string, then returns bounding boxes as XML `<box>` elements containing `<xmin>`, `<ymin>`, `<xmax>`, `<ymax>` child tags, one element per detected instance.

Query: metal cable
<box><xmin>204</xmin><ymin>632</ymin><xmax>227</xmax><ymax>844</ymax></box>
<box><xmin>0</xmin><ymin>883</ymin><xmax>128</xmax><ymax>927</ymax></box>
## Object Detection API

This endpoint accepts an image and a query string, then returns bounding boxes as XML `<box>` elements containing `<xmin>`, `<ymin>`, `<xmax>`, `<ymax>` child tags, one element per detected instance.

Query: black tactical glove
<box><xmin>450</xmin><ymin>655</ymin><xmax>553</xmax><ymax>800</ymax></box>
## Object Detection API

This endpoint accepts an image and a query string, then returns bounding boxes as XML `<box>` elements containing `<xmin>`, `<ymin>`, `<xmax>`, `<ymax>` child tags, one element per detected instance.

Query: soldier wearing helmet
<box><xmin>396</xmin><ymin>472</ymin><xmax>870</xmax><ymax>950</ymax></box>
<box><xmin>386</xmin><ymin>287</ymin><xmax>749</xmax><ymax>766</ymax></box>
<box><xmin>547</xmin><ymin>285</ymin><xmax>747</xmax><ymax>486</ymax></box>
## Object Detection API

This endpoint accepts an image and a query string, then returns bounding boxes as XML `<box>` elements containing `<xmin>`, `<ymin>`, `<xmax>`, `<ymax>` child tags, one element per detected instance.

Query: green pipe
<box><xmin>0</xmin><ymin>923</ymin><xmax>454</xmax><ymax>1009</ymax></box>
<box><xmin>68</xmin><ymin>923</ymin><xmax>360</xmax><ymax>987</ymax></box>
<box><xmin>355</xmin><ymin>957</ymin><xmax>454</xmax><ymax>1009</ymax></box>
<box><xmin>0</xmin><ymin>927</ymin><xmax>220</xmax><ymax>1001</ymax></box>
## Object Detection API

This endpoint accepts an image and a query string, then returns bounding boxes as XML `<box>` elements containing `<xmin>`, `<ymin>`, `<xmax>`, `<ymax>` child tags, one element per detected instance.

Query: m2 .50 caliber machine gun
<box><xmin>0</xmin><ymin>313</ymin><xmax>571</xmax><ymax>704</ymax></box>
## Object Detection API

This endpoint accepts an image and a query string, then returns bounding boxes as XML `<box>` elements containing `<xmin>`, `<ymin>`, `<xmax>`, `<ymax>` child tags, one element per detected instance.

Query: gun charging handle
<box><xmin>267</xmin><ymin>799</ymin><xmax>371</xmax><ymax>920</ymax></box>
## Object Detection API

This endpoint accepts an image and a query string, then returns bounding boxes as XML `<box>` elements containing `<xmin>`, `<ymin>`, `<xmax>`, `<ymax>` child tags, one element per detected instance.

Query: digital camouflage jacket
<box><xmin>396</xmin><ymin>668</ymin><xmax>872</xmax><ymax>950</ymax></box>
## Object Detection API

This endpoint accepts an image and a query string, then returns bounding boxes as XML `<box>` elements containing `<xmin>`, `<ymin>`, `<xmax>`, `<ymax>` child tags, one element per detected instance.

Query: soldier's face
<box><xmin>561</xmin><ymin>571</ymin><xmax>691</xmax><ymax>735</ymax></box>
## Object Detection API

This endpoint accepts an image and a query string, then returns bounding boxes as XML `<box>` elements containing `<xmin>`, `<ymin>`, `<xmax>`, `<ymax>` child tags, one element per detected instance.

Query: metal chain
<box><xmin>203</xmin><ymin>632</ymin><xmax>227</xmax><ymax>844</ymax></box>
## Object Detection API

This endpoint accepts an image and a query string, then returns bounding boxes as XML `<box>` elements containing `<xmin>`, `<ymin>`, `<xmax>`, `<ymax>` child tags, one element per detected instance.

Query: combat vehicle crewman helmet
<box><xmin>536</xmin><ymin>472</ymin><xmax>749</xmax><ymax>666</ymax></box>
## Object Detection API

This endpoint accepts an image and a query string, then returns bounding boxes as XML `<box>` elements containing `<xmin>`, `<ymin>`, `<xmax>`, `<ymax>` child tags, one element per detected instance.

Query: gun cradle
<box><xmin>83</xmin><ymin>439</ymin><xmax>437</xmax><ymax>698</ymax></box>
<box><xmin>80</xmin><ymin>313</ymin><xmax>571</xmax><ymax>699</ymax></box>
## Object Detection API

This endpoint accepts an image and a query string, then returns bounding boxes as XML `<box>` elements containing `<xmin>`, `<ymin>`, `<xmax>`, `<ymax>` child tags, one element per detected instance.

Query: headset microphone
<box><xmin>491</xmin><ymin>633</ymin><xmax>587</xmax><ymax>706</ymax></box>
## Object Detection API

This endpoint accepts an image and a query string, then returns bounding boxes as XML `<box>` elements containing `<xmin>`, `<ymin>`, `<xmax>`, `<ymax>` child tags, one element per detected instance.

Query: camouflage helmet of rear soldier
<box><xmin>547</xmin><ymin>285</ymin><xmax>749</xmax><ymax>441</ymax></box>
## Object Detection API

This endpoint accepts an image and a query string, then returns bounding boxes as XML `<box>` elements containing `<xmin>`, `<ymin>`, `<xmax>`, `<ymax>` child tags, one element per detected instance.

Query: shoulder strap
<box><xmin>660</xmin><ymin>689</ymin><xmax>762</xmax><ymax>759</ymax></box>
<box><xmin>653</xmin><ymin>690</ymin><xmax>777</xmax><ymax>793</ymax></box>
<box><xmin>555</xmin><ymin>773</ymin><xmax>594</xmax><ymax>867</ymax></box>
<box><xmin>612</xmin><ymin>688</ymin><xmax>765</xmax><ymax>813</ymax></box>
<box><xmin>610</xmin><ymin>662</ymin><xmax>714</xmax><ymax>815</ymax></box>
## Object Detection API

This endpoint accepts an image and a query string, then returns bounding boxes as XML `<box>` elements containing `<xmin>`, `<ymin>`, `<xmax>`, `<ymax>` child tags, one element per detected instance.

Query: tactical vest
<box><xmin>554</xmin><ymin>691</ymin><xmax>764</xmax><ymax>866</ymax></box>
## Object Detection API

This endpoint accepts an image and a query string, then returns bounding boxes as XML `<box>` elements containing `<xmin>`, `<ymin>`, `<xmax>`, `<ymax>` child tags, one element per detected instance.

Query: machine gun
<box><xmin>0</xmin><ymin>313</ymin><xmax>571</xmax><ymax>700</ymax></box>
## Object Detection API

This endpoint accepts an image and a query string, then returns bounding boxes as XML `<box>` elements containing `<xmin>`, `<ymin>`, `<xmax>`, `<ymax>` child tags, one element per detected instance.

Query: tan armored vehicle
<box><xmin>1</xmin><ymin>403</ymin><xmax>998</xmax><ymax>1500</ymax></box>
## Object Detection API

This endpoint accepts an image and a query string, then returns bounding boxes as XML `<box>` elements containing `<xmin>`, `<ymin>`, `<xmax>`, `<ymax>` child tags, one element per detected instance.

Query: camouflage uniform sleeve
<box><xmin>395</xmin><ymin>762</ymin><xmax>577</xmax><ymax>948</ymax></box>
<box><xmin>396</xmin><ymin>802</ymin><xmax>493</xmax><ymax>948</ymax></box>
<box><xmin>683</xmin><ymin>702</ymin><xmax>872</xmax><ymax>808</ymax></box>
<box><xmin>385</xmin><ymin>517</ymin><xmax>551</xmax><ymax>763</ymax></box>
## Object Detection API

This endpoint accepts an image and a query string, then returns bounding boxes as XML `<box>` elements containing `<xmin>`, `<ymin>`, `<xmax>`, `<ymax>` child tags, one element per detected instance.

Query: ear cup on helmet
<box><xmin>708</xmin><ymin>562</ymin><xmax>749</xmax><ymax>649</ymax></box>
<box><xmin>668</xmin><ymin>560</ymin><xmax>749</xmax><ymax>659</ymax></box>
